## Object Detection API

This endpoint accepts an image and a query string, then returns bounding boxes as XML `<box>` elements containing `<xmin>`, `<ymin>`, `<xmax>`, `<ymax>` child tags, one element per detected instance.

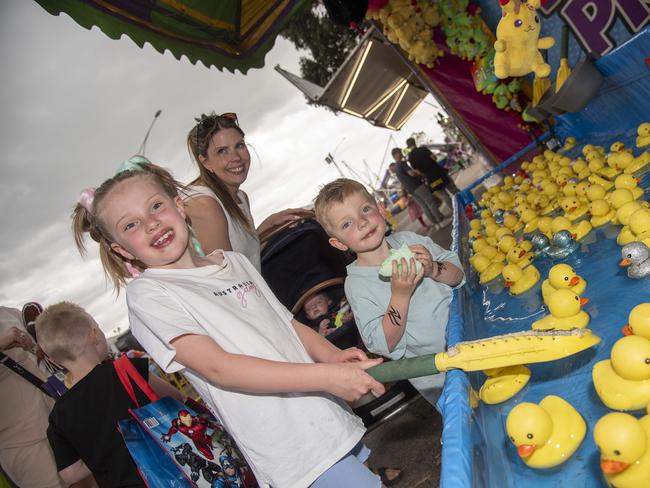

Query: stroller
<box><xmin>260</xmin><ymin>218</ymin><xmax>418</xmax><ymax>427</ymax></box>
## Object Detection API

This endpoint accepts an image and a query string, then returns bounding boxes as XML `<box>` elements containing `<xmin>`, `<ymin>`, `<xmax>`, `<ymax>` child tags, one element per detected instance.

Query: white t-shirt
<box><xmin>184</xmin><ymin>185</ymin><xmax>262</xmax><ymax>271</ymax></box>
<box><xmin>126</xmin><ymin>252</ymin><xmax>365</xmax><ymax>488</ymax></box>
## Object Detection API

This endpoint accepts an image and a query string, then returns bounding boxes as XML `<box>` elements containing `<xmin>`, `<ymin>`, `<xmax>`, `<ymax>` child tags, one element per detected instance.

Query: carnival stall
<box><xmin>440</xmin><ymin>27</ymin><xmax>650</xmax><ymax>488</ymax></box>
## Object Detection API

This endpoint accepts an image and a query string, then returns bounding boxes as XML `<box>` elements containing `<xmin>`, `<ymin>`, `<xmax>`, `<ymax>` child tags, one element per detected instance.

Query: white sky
<box><xmin>0</xmin><ymin>1</ymin><xmax>444</xmax><ymax>336</ymax></box>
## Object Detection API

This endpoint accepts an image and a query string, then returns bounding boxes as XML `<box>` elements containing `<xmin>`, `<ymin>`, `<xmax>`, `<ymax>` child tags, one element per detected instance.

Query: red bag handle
<box><xmin>113</xmin><ymin>355</ymin><xmax>160</xmax><ymax>407</ymax></box>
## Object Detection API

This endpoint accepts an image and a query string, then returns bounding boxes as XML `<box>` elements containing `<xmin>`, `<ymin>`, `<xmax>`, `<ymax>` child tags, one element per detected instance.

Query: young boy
<box><xmin>36</xmin><ymin>302</ymin><xmax>183</xmax><ymax>488</ymax></box>
<box><xmin>314</xmin><ymin>179</ymin><xmax>465</xmax><ymax>405</ymax></box>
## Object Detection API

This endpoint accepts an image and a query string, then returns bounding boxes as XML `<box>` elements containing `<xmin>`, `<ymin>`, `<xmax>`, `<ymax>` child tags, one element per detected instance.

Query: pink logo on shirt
<box><xmin>236</xmin><ymin>282</ymin><xmax>262</xmax><ymax>308</ymax></box>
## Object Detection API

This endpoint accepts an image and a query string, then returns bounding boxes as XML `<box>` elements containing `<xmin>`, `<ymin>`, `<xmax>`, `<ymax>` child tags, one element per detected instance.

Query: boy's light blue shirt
<box><xmin>345</xmin><ymin>230</ymin><xmax>464</xmax><ymax>369</ymax></box>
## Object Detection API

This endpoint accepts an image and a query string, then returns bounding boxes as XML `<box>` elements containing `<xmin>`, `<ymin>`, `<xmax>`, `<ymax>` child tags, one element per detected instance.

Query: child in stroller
<box><xmin>260</xmin><ymin>218</ymin><xmax>418</xmax><ymax>426</ymax></box>
<box><xmin>300</xmin><ymin>289</ymin><xmax>353</xmax><ymax>337</ymax></box>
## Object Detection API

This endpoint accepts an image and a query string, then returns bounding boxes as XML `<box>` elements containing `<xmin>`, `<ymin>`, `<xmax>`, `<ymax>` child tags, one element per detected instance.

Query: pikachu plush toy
<box><xmin>494</xmin><ymin>0</ymin><xmax>555</xmax><ymax>79</ymax></box>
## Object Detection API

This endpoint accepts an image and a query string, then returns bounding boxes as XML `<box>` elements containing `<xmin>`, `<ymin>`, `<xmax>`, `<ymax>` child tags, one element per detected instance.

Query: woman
<box><xmin>184</xmin><ymin>112</ymin><xmax>312</xmax><ymax>271</ymax></box>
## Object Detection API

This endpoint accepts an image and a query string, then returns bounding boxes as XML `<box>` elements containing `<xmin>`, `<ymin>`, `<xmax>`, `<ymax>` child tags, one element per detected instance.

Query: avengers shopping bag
<box><xmin>114</xmin><ymin>355</ymin><xmax>256</xmax><ymax>488</ymax></box>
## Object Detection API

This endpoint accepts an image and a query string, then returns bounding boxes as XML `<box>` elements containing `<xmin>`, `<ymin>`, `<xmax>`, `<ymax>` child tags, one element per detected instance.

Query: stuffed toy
<box><xmin>494</xmin><ymin>0</ymin><xmax>554</xmax><ymax>79</ymax></box>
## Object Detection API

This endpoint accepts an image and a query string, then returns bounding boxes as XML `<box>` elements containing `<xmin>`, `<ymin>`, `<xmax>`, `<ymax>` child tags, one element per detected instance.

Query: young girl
<box><xmin>402</xmin><ymin>191</ymin><xmax>430</xmax><ymax>230</ymax></box>
<box><xmin>72</xmin><ymin>162</ymin><xmax>386</xmax><ymax>488</ymax></box>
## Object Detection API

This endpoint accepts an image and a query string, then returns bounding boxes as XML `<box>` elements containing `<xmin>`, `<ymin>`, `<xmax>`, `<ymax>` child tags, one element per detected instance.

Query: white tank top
<box><xmin>184</xmin><ymin>185</ymin><xmax>261</xmax><ymax>271</ymax></box>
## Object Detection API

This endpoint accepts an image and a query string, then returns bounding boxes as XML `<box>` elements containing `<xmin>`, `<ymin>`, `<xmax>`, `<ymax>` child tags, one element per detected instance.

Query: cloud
<box><xmin>1</xmin><ymin>1</ymin><xmax>443</xmax><ymax>335</ymax></box>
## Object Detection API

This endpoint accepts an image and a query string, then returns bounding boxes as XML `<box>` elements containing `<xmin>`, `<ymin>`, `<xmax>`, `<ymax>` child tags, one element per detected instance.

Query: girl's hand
<box><xmin>326</xmin><ymin>358</ymin><xmax>386</xmax><ymax>401</ymax></box>
<box><xmin>391</xmin><ymin>257</ymin><xmax>424</xmax><ymax>298</ymax></box>
<box><xmin>0</xmin><ymin>326</ymin><xmax>34</xmax><ymax>351</ymax></box>
<box><xmin>409</xmin><ymin>244</ymin><xmax>434</xmax><ymax>278</ymax></box>
<box><xmin>328</xmin><ymin>347</ymin><xmax>368</xmax><ymax>364</ymax></box>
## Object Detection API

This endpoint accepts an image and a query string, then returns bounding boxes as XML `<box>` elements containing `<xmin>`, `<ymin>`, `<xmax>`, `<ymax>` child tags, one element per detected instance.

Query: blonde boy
<box><xmin>315</xmin><ymin>179</ymin><xmax>465</xmax><ymax>405</ymax></box>
<box><xmin>37</xmin><ymin>302</ymin><xmax>181</xmax><ymax>488</ymax></box>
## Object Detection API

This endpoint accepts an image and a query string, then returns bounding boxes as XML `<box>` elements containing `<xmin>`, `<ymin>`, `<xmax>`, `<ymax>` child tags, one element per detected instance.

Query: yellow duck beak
<box><xmin>504</xmin><ymin>281</ymin><xmax>513</xmax><ymax>288</ymax></box>
<box><xmin>600</xmin><ymin>458</ymin><xmax>629</xmax><ymax>474</ymax></box>
<box><xmin>621</xmin><ymin>323</ymin><xmax>633</xmax><ymax>335</ymax></box>
<box><xmin>619</xmin><ymin>258</ymin><xmax>632</xmax><ymax>267</ymax></box>
<box><xmin>569</xmin><ymin>276</ymin><xmax>580</xmax><ymax>286</ymax></box>
<box><xmin>580</xmin><ymin>297</ymin><xmax>589</xmax><ymax>306</ymax></box>
<box><xmin>518</xmin><ymin>444</ymin><xmax>536</xmax><ymax>458</ymax></box>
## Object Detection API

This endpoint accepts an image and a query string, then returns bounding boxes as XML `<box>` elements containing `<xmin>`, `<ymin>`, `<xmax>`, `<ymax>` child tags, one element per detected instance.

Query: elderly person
<box><xmin>184</xmin><ymin>112</ymin><xmax>311</xmax><ymax>271</ymax></box>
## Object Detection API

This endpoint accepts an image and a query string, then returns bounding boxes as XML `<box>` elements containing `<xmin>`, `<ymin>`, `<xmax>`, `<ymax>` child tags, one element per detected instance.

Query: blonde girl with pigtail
<box><xmin>73</xmin><ymin>160</ymin><xmax>388</xmax><ymax>488</ymax></box>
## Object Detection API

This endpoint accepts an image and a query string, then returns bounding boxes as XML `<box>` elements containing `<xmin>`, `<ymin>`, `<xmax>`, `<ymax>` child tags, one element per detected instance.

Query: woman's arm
<box><xmin>170</xmin><ymin>333</ymin><xmax>385</xmax><ymax>401</ymax></box>
<box><xmin>184</xmin><ymin>196</ymin><xmax>232</xmax><ymax>255</ymax></box>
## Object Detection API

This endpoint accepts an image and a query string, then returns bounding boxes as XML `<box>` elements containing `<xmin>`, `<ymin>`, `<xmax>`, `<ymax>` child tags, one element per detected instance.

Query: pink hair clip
<box><xmin>78</xmin><ymin>188</ymin><xmax>96</xmax><ymax>214</ymax></box>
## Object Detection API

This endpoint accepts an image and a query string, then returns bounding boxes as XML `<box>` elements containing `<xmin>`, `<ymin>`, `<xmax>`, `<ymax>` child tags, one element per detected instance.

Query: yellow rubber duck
<box><xmin>588</xmin><ymin>173</ymin><xmax>614</xmax><ymax>191</ymax></box>
<box><xmin>541</xmin><ymin>263</ymin><xmax>587</xmax><ymax>305</ymax></box>
<box><xmin>637</xmin><ymin>122</ymin><xmax>650</xmax><ymax>148</ymax></box>
<box><xmin>470</xmin><ymin>244</ymin><xmax>505</xmax><ymax>269</ymax></box>
<box><xmin>533</xmin><ymin>289</ymin><xmax>589</xmax><ymax>330</ymax></box>
<box><xmin>520</xmin><ymin>208</ymin><xmax>540</xmax><ymax>234</ymax></box>
<box><xmin>609</xmin><ymin>189</ymin><xmax>636</xmax><ymax>218</ymax></box>
<box><xmin>506</xmin><ymin>395</ymin><xmax>586</xmax><ymax>468</ymax></box>
<box><xmin>622</xmin><ymin>303</ymin><xmax>650</xmax><ymax>338</ymax></box>
<box><xmin>469</xmin><ymin>228</ymin><xmax>482</xmax><ymax>241</ymax></box>
<box><xmin>502</xmin><ymin>263</ymin><xmax>540</xmax><ymax>295</ymax></box>
<box><xmin>503</xmin><ymin>213</ymin><xmax>523</xmax><ymax>234</ymax></box>
<box><xmin>586</xmin><ymin>183</ymin><xmax>607</xmax><ymax>202</ymax></box>
<box><xmin>589</xmin><ymin>199</ymin><xmax>616</xmax><ymax>227</ymax></box>
<box><xmin>630</xmin><ymin>208</ymin><xmax>650</xmax><ymax>243</ymax></box>
<box><xmin>562</xmin><ymin>136</ymin><xmax>577</xmax><ymax>152</ymax></box>
<box><xmin>479</xmin><ymin>365</ymin><xmax>530</xmax><ymax>404</ymax></box>
<box><xmin>561</xmin><ymin>196</ymin><xmax>589</xmax><ymax>221</ymax></box>
<box><xmin>593</xmin><ymin>409</ymin><xmax>650</xmax><ymax>488</ymax></box>
<box><xmin>507</xmin><ymin>244</ymin><xmax>535</xmax><ymax>268</ymax></box>
<box><xmin>626</xmin><ymin>151</ymin><xmax>650</xmax><ymax>175</ymax></box>
<box><xmin>592</xmin><ymin>335</ymin><xmax>650</xmax><ymax>410</ymax></box>
<box><xmin>551</xmin><ymin>215</ymin><xmax>593</xmax><ymax>241</ymax></box>
<box><xmin>472</xmin><ymin>254</ymin><xmax>505</xmax><ymax>284</ymax></box>
<box><xmin>537</xmin><ymin>216</ymin><xmax>554</xmax><ymax>239</ymax></box>
<box><xmin>469</xmin><ymin>218</ymin><xmax>482</xmax><ymax>231</ymax></box>
<box><xmin>615</xmin><ymin>174</ymin><xmax>644</xmax><ymax>200</ymax></box>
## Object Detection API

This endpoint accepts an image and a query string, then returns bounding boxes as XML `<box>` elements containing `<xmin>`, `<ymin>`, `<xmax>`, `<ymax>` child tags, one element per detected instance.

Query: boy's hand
<box><xmin>390</xmin><ymin>257</ymin><xmax>424</xmax><ymax>297</ymax></box>
<box><xmin>409</xmin><ymin>244</ymin><xmax>434</xmax><ymax>278</ymax></box>
<box><xmin>326</xmin><ymin>358</ymin><xmax>386</xmax><ymax>401</ymax></box>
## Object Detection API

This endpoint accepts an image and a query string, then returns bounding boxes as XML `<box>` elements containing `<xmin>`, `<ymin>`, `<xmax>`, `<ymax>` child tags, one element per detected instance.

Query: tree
<box><xmin>280</xmin><ymin>2</ymin><xmax>366</xmax><ymax>105</ymax></box>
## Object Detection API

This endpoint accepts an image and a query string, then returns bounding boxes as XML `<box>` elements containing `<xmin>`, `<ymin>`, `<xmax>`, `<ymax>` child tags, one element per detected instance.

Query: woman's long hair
<box><xmin>186</xmin><ymin>113</ymin><xmax>254</xmax><ymax>234</ymax></box>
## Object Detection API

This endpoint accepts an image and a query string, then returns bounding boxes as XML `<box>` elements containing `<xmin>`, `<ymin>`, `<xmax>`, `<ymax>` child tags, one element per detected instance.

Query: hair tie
<box><xmin>116</xmin><ymin>155</ymin><xmax>151</xmax><ymax>175</ymax></box>
<box><xmin>78</xmin><ymin>188</ymin><xmax>96</xmax><ymax>214</ymax></box>
<box><xmin>189</xmin><ymin>225</ymin><xmax>206</xmax><ymax>257</ymax></box>
<box><xmin>125</xmin><ymin>261</ymin><xmax>142</xmax><ymax>278</ymax></box>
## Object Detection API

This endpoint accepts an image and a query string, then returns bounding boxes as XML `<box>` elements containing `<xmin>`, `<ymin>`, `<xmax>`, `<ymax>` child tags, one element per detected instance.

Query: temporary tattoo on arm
<box><xmin>387</xmin><ymin>306</ymin><xmax>402</xmax><ymax>327</ymax></box>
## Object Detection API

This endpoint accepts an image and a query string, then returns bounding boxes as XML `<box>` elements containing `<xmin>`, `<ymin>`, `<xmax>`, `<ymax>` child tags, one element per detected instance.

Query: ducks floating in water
<box><xmin>592</xmin><ymin>335</ymin><xmax>650</xmax><ymax>411</ymax></box>
<box><xmin>620</xmin><ymin>242</ymin><xmax>650</xmax><ymax>279</ymax></box>
<box><xmin>593</xmin><ymin>407</ymin><xmax>650</xmax><ymax>488</ymax></box>
<box><xmin>478</xmin><ymin>365</ymin><xmax>530</xmax><ymax>404</ymax></box>
<box><xmin>541</xmin><ymin>264</ymin><xmax>587</xmax><ymax>305</ymax></box>
<box><xmin>622</xmin><ymin>303</ymin><xmax>650</xmax><ymax>338</ymax></box>
<box><xmin>532</xmin><ymin>289</ymin><xmax>590</xmax><ymax>330</ymax></box>
<box><xmin>502</xmin><ymin>263</ymin><xmax>540</xmax><ymax>295</ymax></box>
<box><xmin>506</xmin><ymin>395</ymin><xmax>586</xmax><ymax>469</ymax></box>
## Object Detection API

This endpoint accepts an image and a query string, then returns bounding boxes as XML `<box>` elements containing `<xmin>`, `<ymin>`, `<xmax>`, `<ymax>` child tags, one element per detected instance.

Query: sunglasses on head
<box><xmin>194</xmin><ymin>112</ymin><xmax>239</xmax><ymax>151</ymax></box>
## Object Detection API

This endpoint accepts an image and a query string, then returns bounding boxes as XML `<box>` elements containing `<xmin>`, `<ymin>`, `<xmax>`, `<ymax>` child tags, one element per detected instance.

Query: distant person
<box><xmin>406</xmin><ymin>138</ymin><xmax>461</xmax><ymax>196</ymax></box>
<box><xmin>389</xmin><ymin>147</ymin><xmax>446</xmax><ymax>228</ymax></box>
<box><xmin>315</xmin><ymin>179</ymin><xmax>464</xmax><ymax>406</ymax></box>
<box><xmin>402</xmin><ymin>190</ymin><xmax>431</xmax><ymax>230</ymax></box>
<box><xmin>71</xmin><ymin>160</ymin><xmax>390</xmax><ymax>487</ymax></box>
<box><xmin>36</xmin><ymin>302</ymin><xmax>182</xmax><ymax>487</ymax></box>
<box><xmin>184</xmin><ymin>112</ymin><xmax>312</xmax><ymax>271</ymax></box>
<box><xmin>0</xmin><ymin>306</ymin><xmax>65</xmax><ymax>488</ymax></box>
